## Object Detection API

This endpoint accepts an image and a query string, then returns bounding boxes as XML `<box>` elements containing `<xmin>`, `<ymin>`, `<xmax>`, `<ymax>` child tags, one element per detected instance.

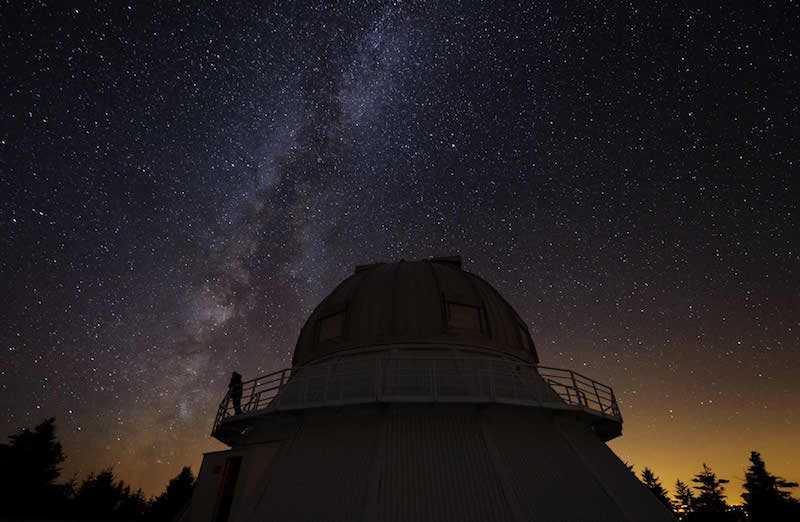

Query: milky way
<box><xmin>1</xmin><ymin>2</ymin><xmax>798</xmax><ymax>496</ymax></box>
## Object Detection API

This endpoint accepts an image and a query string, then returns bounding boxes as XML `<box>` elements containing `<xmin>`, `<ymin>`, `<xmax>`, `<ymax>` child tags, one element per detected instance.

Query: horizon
<box><xmin>8</xmin><ymin>341</ymin><xmax>796</xmax><ymax>500</ymax></box>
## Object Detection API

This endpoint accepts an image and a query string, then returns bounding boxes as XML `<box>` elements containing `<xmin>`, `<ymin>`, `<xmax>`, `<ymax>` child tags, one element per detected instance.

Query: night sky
<box><xmin>1</xmin><ymin>2</ymin><xmax>798</xmax><ymax>498</ymax></box>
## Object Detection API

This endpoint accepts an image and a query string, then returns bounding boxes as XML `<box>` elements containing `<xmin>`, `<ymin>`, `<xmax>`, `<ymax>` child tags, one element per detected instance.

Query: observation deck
<box><xmin>212</xmin><ymin>353</ymin><xmax>622</xmax><ymax>444</ymax></box>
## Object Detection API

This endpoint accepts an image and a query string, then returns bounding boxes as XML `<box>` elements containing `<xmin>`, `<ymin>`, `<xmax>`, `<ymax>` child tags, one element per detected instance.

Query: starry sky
<box><xmin>1</xmin><ymin>1</ymin><xmax>798</xmax><ymax>499</ymax></box>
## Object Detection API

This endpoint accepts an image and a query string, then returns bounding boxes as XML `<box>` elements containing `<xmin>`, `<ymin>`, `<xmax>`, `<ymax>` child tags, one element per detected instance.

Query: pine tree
<box><xmin>674</xmin><ymin>479</ymin><xmax>695</xmax><ymax>516</ymax></box>
<box><xmin>118</xmin><ymin>487</ymin><xmax>149</xmax><ymax>520</ymax></box>
<box><xmin>691</xmin><ymin>463</ymin><xmax>729</xmax><ymax>513</ymax></box>
<box><xmin>0</xmin><ymin>417</ymin><xmax>68</xmax><ymax>517</ymax></box>
<box><xmin>741</xmin><ymin>451</ymin><xmax>800</xmax><ymax>521</ymax></box>
<box><xmin>74</xmin><ymin>468</ymin><xmax>131</xmax><ymax>519</ymax></box>
<box><xmin>148</xmin><ymin>466</ymin><xmax>196</xmax><ymax>521</ymax></box>
<box><xmin>641</xmin><ymin>467</ymin><xmax>674</xmax><ymax>512</ymax></box>
<box><xmin>70</xmin><ymin>467</ymin><xmax>152</xmax><ymax>520</ymax></box>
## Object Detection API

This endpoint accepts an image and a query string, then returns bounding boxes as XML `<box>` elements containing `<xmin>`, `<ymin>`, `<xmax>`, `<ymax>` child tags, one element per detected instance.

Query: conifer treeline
<box><xmin>636</xmin><ymin>454</ymin><xmax>800</xmax><ymax>521</ymax></box>
<box><xmin>0</xmin><ymin>418</ymin><xmax>194</xmax><ymax>520</ymax></box>
<box><xmin>3</xmin><ymin>417</ymin><xmax>798</xmax><ymax>521</ymax></box>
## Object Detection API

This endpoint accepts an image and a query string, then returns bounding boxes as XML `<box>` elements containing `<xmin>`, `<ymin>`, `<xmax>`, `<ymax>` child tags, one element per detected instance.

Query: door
<box><xmin>213</xmin><ymin>456</ymin><xmax>242</xmax><ymax>522</ymax></box>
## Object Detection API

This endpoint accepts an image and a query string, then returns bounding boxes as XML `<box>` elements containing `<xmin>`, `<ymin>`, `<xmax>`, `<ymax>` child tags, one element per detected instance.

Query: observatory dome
<box><xmin>198</xmin><ymin>256</ymin><xmax>673</xmax><ymax>522</ymax></box>
<box><xmin>292</xmin><ymin>256</ymin><xmax>538</xmax><ymax>366</ymax></box>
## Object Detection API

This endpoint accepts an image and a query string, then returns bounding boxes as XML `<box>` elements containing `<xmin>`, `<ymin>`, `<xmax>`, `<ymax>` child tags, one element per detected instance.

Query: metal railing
<box><xmin>212</xmin><ymin>355</ymin><xmax>621</xmax><ymax>434</ymax></box>
<box><xmin>537</xmin><ymin>366</ymin><xmax>620</xmax><ymax>418</ymax></box>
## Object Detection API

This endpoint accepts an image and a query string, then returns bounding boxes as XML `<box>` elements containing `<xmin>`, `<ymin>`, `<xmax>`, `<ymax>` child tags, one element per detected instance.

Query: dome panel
<box><xmin>392</xmin><ymin>261</ymin><xmax>442</xmax><ymax>338</ymax></box>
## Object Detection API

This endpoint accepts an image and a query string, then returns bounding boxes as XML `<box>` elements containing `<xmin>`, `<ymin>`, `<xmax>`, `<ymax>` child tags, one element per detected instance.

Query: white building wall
<box><xmin>187</xmin><ymin>442</ymin><xmax>282</xmax><ymax>522</ymax></box>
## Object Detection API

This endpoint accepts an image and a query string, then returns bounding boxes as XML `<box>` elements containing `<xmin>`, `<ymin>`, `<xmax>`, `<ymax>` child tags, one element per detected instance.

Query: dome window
<box><xmin>446</xmin><ymin>301</ymin><xmax>483</xmax><ymax>333</ymax></box>
<box><xmin>318</xmin><ymin>310</ymin><xmax>346</xmax><ymax>343</ymax></box>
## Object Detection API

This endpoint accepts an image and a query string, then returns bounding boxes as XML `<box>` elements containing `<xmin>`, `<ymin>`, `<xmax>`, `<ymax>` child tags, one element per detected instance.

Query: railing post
<box><xmin>570</xmin><ymin>371</ymin><xmax>580</xmax><ymax>407</ymax></box>
<box><xmin>375</xmin><ymin>356</ymin><xmax>382</xmax><ymax>401</ymax></box>
<box><xmin>273</xmin><ymin>370</ymin><xmax>285</xmax><ymax>408</ymax></box>
<box><xmin>248</xmin><ymin>380</ymin><xmax>256</xmax><ymax>412</ymax></box>
<box><xmin>431</xmin><ymin>359</ymin><xmax>438</xmax><ymax>402</ymax></box>
<box><xmin>488</xmin><ymin>359</ymin><xmax>496</xmax><ymax>401</ymax></box>
<box><xmin>610</xmin><ymin>387</ymin><xmax>620</xmax><ymax>418</ymax></box>
<box><xmin>323</xmin><ymin>362</ymin><xmax>333</xmax><ymax>402</ymax></box>
<box><xmin>511</xmin><ymin>364</ymin><xmax>518</xmax><ymax>400</ymax></box>
<box><xmin>592</xmin><ymin>380</ymin><xmax>603</xmax><ymax>413</ymax></box>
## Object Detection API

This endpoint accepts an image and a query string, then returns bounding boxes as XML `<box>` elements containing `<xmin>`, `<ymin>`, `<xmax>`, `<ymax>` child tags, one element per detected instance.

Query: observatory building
<box><xmin>186</xmin><ymin>256</ymin><xmax>675</xmax><ymax>522</ymax></box>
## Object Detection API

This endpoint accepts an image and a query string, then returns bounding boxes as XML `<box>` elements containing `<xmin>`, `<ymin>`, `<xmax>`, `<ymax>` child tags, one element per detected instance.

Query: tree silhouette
<box><xmin>0</xmin><ymin>418</ymin><xmax>201</xmax><ymax>520</ymax></box>
<box><xmin>641</xmin><ymin>467</ymin><xmax>673</xmax><ymax>512</ymax></box>
<box><xmin>741</xmin><ymin>451</ymin><xmax>800</xmax><ymax>521</ymax></box>
<box><xmin>623</xmin><ymin>460</ymin><xmax>635</xmax><ymax>474</ymax></box>
<box><xmin>674</xmin><ymin>479</ymin><xmax>695</xmax><ymax>516</ymax></box>
<box><xmin>0</xmin><ymin>417</ymin><xmax>69</xmax><ymax>517</ymax></box>
<box><xmin>73</xmin><ymin>467</ymin><xmax>144</xmax><ymax>519</ymax></box>
<box><xmin>118</xmin><ymin>487</ymin><xmax>149</xmax><ymax>520</ymax></box>
<box><xmin>147</xmin><ymin>466</ymin><xmax>196</xmax><ymax>521</ymax></box>
<box><xmin>691</xmin><ymin>463</ymin><xmax>729</xmax><ymax>515</ymax></box>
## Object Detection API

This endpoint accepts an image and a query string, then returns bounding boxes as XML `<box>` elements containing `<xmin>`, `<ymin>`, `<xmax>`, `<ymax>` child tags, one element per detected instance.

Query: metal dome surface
<box><xmin>292</xmin><ymin>256</ymin><xmax>538</xmax><ymax>366</ymax></box>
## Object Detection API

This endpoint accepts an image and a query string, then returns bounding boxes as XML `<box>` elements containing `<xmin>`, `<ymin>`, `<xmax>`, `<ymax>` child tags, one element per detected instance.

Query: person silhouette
<box><xmin>229</xmin><ymin>372</ymin><xmax>243</xmax><ymax>415</ymax></box>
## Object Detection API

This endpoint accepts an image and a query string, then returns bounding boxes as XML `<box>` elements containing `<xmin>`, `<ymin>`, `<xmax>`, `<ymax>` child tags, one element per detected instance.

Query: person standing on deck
<box><xmin>229</xmin><ymin>372</ymin><xmax>243</xmax><ymax>415</ymax></box>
